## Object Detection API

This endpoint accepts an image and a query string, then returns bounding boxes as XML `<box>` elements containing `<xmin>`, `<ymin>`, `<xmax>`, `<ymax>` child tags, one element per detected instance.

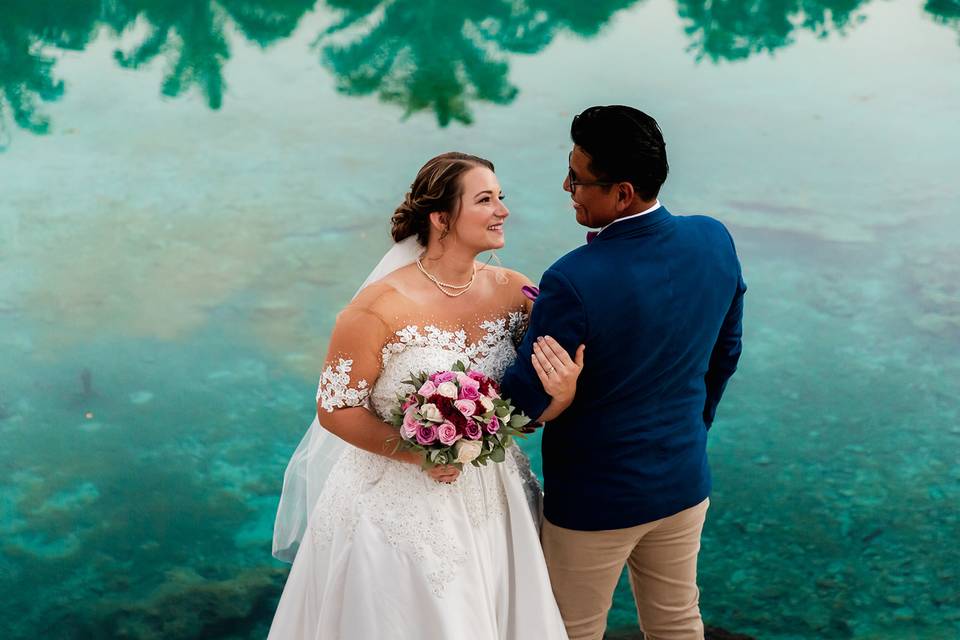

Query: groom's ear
<box><xmin>616</xmin><ymin>182</ymin><xmax>636</xmax><ymax>212</ymax></box>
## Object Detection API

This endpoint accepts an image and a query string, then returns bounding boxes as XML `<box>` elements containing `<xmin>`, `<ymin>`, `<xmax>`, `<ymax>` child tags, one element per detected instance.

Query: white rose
<box><xmin>454</xmin><ymin>440</ymin><xmax>483</xmax><ymax>464</ymax></box>
<box><xmin>420</xmin><ymin>403</ymin><xmax>443</xmax><ymax>423</ymax></box>
<box><xmin>478</xmin><ymin>396</ymin><xmax>494</xmax><ymax>413</ymax></box>
<box><xmin>436</xmin><ymin>382</ymin><xmax>458</xmax><ymax>399</ymax></box>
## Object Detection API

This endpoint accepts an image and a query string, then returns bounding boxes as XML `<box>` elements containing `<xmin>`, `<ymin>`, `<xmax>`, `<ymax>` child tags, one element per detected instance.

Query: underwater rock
<box><xmin>88</xmin><ymin>566</ymin><xmax>286</xmax><ymax>639</ymax></box>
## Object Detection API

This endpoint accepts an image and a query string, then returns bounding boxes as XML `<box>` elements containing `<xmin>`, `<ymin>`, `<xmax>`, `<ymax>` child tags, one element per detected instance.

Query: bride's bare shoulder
<box><xmin>478</xmin><ymin>264</ymin><xmax>536</xmax><ymax>312</ymax></box>
<box><xmin>339</xmin><ymin>268</ymin><xmax>425</xmax><ymax>327</ymax></box>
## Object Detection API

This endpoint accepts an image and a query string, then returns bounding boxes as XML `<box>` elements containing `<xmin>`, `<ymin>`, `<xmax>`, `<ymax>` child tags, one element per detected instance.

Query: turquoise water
<box><xmin>2</xmin><ymin>1</ymin><xmax>959</xmax><ymax>638</ymax></box>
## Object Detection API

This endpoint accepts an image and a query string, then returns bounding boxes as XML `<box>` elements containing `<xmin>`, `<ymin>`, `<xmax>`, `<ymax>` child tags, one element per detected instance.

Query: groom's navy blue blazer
<box><xmin>501</xmin><ymin>205</ymin><xmax>745</xmax><ymax>531</ymax></box>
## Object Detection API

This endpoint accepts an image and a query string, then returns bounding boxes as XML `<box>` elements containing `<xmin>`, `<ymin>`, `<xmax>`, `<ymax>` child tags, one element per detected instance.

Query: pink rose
<box><xmin>457</xmin><ymin>373</ymin><xmax>480</xmax><ymax>387</ymax></box>
<box><xmin>437</xmin><ymin>421</ymin><xmax>461</xmax><ymax>446</ymax></box>
<box><xmin>467</xmin><ymin>370</ymin><xmax>486</xmax><ymax>382</ymax></box>
<box><xmin>401</xmin><ymin>394</ymin><xmax>418</xmax><ymax>411</ymax></box>
<box><xmin>454</xmin><ymin>399</ymin><xmax>477</xmax><ymax>418</ymax></box>
<box><xmin>464</xmin><ymin>421</ymin><xmax>482</xmax><ymax>440</ymax></box>
<box><xmin>459</xmin><ymin>384</ymin><xmax>480</xmax><ymax>401</ymax></box>
<box><xmin>485</xmin><ymin>417</ymin><xmax>500</xmax><ymax>435</ymax></box>
<box><xmin>431</xmin><ymin>371</ymin><xmax>456</xmax><ymax>384</ymax></box>
<box><xmin>417</xmin><ymin>380</ymin><xmax>437</xmax><ymax>398</ymax></box>
<box><xmin>402</xmin><ymin>408</ymin><xmax>422</xmax><ymax>440</ymax></box>
<box><xmin>415</xmin><ymin>423</ymin><xmax>438</xmax><ymax>445</ymax></box>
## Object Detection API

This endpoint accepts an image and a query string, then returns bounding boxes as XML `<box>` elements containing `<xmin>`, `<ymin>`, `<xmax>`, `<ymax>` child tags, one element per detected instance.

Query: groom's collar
<box><xmin>599</xmin><ymin>200</ymin><xmax>662</xmax><ymax>234</ymax></box>
<box><xmin>588</xmin><ymin>203</ymin><xmax>671</xmax><ymax>243</ymax></box>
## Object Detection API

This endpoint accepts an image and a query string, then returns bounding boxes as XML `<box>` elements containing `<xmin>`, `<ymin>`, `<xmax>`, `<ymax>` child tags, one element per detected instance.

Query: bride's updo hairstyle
<box><xmin>391</xmin><ymin>152</ymin><xmax>495</xmax><ymax>245</ymax></box>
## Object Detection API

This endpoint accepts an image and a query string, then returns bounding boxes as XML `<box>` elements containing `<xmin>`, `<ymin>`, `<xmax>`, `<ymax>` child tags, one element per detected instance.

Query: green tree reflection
<box><xmin>112</xmin><ymin>0</ymin><xmax>314</xmax><ymax>109</ymax></box>
<box><xmin>925</xmin><ymin>0</ymin><xmax>960</xmax><ymax>41</ymax></box>
<box><xmin>0</xmin><ymin>0</ymin><xmax>101</xmax><ymax>147</ymax></box>
<box><xmin>317</xmin><ymin>0</ymin><xmax>636</xmax><ymax>126</ymax></box>
<box><xmin>2</xmin><ymin>0</ymin><xmax>959</xmax><ymax>142</ymax></box>
<box><xmin>677</xmin><ymin>0</ymin><xmax>869</xmax><ymax>62</ymax></box>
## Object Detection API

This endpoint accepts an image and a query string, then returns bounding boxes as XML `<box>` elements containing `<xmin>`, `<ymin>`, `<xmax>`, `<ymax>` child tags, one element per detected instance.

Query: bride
<box><xmin>268</xmin><ymin>153</ymin><xmax>581</xmax><ymax>639</ymax></box>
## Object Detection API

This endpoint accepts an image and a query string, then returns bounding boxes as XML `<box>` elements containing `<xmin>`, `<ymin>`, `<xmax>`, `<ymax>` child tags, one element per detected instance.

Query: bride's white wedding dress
<box><xmin>268</xmin><ymin>310</ymin><xmax>568</xmax><ymax>639</ymax></box>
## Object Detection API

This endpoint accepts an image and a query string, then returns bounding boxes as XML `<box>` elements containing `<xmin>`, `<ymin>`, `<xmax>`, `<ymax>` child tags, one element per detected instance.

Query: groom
<box><xmin>501</xmin><ymin>105</ymin><xmax>745</xmax><ymax>640</ymax></box>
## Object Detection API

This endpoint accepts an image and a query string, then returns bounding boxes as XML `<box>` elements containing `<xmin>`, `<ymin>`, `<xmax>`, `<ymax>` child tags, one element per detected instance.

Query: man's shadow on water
<box><xmin>7</xmin><ymin>0</ymin><xmax>956</xmax><ymax>146</ymax></box>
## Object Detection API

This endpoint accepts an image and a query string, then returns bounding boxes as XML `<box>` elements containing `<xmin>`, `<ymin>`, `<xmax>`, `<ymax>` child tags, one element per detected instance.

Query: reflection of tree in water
<box><xmin>4</xmin><ymin>0</ymin><xmax>960</xmax><ymax>140</ymax></box>
<box><xmin>677</xmin><ymin>0</ymin><xmax>869</xmax><ymax>62</ymax></box>
<box><xmin>317</xmin><ymin>0</ymin><xmax>636</xmax><ymax>126</ymax></box>
<box><xmin>0</xmin><ymin>0</ymin><xmax>101</xmax><ymax>147</ymax></box>
<box><xmin>112</xmin><ymin>0</ymin><xmax>314</xmax><ymax>109</ymax></box>
<box><xmin>925</xmin><ymin>0</ymin><xmax>960</xmax><ymax>41</ymax></box>
<box><xmin>0</xmin><ymin>1</ymin><xmax>314</xmax><ymax>142</ymax></box>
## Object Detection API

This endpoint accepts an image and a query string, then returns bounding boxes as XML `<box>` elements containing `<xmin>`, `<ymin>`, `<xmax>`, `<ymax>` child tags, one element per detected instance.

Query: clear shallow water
<box><xmin>2</xmin><ymin>1</ymin><xmax>959</xmax><ymax>638</ymax></box>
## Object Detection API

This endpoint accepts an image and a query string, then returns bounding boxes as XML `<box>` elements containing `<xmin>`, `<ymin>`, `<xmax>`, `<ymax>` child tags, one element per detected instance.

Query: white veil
<box><xmin>272</xmin><ymin>235</ymin><xmax>424</xmax><ymax>562</ymax></box>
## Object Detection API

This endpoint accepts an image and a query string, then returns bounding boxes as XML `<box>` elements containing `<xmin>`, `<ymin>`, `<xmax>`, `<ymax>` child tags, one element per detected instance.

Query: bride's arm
<box><xmin>319</xmin><ymin>407</ymin><xmax>420</xmax><ymax>465</ymax></box>
<box><xmin>314</xmin><ymin>302</ymin><xmax>458</xmax><ymax>482</ymax></box>
<box><xmin>314</xmin><ymin>304</ymin><xmax>420</xmax><ymax>465</ymax></box>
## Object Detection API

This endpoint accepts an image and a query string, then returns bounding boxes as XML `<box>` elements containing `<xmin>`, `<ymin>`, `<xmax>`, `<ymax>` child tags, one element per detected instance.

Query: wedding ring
<box><xmin>547</xmin><ymin>367</ymin><xmax>555</xmax><ymax>375</ymax></box>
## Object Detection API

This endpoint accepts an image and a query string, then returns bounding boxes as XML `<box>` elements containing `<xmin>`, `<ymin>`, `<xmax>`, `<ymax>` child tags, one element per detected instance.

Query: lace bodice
<box><xmin>317</xmin><ymin>312</ymin><xmax>528</xmax><ymax>418</ymax></box>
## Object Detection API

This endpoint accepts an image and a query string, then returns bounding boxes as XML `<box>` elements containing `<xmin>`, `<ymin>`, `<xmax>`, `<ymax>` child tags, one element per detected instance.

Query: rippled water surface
<box><xmin>2</xmin><ymin>1</ymin><xmax>959</xmax><ymax>638</ymax></box>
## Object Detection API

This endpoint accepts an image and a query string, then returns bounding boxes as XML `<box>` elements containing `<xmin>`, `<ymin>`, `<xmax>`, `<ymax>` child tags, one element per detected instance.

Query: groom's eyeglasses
<box><xmin>567</xmin><ymin>167</ymin><xmax>616</xmax><ymax>194</ymax></box>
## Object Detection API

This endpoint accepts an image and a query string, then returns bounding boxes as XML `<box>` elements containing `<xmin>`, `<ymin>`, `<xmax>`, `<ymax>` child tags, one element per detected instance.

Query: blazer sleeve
<box><xmin>501</xmin><ymin>267</ymin><xmax>588</xmax><ymax>420</ymax></box>
<box><xmin>703</xmin><ymin>235</ymin><xmax>747</xmax><ymax>429</ymax></box>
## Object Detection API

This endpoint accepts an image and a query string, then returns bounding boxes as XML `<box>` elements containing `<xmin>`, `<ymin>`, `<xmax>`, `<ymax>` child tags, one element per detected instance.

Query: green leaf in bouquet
<box><xmin>452</xmin><ymin>361</ymin><xmax>467</xmax><ymax>373</ymax></box>
<box><xmin>510</xmin><ymin>414</ymin><xmax>531</xmax><ymax>429</ymax></box>
<box><xmin>495</xmin><ymin>405</ymin><xmax>511</xmax><ymax>419</ymax></box>
<box><xmin>501</xmin><ymin>435</ymin><xmax>513</xmax><ymax>448</ymax></box>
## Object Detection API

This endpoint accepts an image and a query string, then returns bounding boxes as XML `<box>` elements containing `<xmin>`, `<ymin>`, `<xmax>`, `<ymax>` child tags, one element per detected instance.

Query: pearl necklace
<box><xmin>416</xmin><ymin>258</ymin><xmax>476</xmax><ymax>298</ymax></box>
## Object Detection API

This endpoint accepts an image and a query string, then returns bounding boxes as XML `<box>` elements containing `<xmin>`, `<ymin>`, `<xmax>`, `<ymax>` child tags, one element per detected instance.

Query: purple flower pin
<box><xmin>521</xmin><ymin>285</ymin><xmax>540</xmax><ymax>301</ymax></box>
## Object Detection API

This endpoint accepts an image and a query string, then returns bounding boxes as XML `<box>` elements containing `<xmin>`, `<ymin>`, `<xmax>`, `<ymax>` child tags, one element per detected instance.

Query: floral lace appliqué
<box><xmin>380</xmin><ymin>312</ymin><xmax>527</xmax><ymax>369</ymax></box>
<box><xmin>316</xmin><ymin>358</ymin><xmax>370</xmax><ymax>413</ymax></box>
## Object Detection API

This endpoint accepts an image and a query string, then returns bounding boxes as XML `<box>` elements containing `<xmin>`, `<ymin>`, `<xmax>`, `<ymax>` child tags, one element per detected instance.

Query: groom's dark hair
<box><xmin>571</xmin><ymin>105</ymin><xmax>668</xmax><ymax>201</ymax></box>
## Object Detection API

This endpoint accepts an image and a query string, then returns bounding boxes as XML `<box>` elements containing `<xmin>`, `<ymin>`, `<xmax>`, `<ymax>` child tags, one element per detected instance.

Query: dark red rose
<box><xmin>435</xmin><ymin>396</ymin><xmax>458</xmax><ymax>420</ymax></box>
<box><xmin>449</xmin><ymin>411</ymin><xmax>469</xmax><ymax>433</ymax></box>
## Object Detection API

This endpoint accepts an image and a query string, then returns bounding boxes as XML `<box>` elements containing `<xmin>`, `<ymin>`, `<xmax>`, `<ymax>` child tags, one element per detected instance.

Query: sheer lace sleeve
<box><xmin>316</xmin><ymin>302</ymin><xmax>390</xmax><ymax>413</ymax></box>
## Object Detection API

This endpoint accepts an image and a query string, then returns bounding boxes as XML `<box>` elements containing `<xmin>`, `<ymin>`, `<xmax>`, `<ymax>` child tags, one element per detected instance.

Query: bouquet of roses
<box><xmin>388</xmin><ymin>361</ymin><xmax>534</xmax><ymax>469</ymax></box>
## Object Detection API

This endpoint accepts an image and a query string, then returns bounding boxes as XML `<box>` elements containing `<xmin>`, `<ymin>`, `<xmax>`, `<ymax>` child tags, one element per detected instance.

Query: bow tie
<box><xmin>586</xmin><ymin>231</ymin><xmax>599</xmax><ymax>244</ymax></box>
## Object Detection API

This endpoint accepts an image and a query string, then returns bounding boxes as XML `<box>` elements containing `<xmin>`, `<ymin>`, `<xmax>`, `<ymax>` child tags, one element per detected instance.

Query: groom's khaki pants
<box><xmin>541</xmin><ymin>498</ymin><xmax>709</xmax><ymax>640</ymax></box>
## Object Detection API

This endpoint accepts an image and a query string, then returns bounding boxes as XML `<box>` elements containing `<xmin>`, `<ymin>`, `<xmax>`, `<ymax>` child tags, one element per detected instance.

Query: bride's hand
<box><xmin>426</xmin><ymin>464</ymin><xmax>461</xmax><ymax>484</ymax></box>
<box><xmin>532</xmin><ymin>336</ymin><xmax>585</xmax><ymax>405</ymax></box>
